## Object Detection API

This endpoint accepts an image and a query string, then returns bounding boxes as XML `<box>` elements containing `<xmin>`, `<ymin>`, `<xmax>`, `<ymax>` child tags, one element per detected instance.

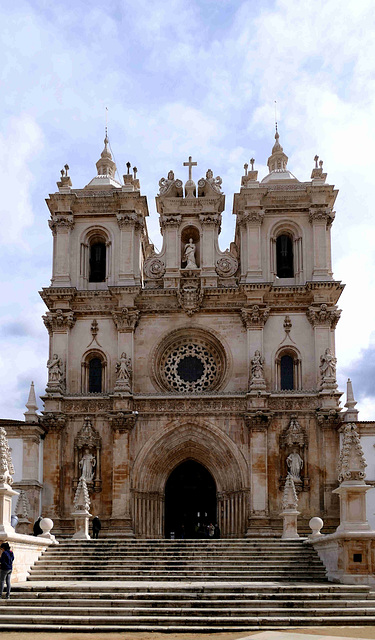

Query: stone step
<box><xmin>3</xmin><ymin>604</ymin><xmax>375</xmax><ymax>616</ymax></box>
<box><xmin>0</xmin><ymin>614</ymin><xmax>375</xmax><ymax>628</ymax></box>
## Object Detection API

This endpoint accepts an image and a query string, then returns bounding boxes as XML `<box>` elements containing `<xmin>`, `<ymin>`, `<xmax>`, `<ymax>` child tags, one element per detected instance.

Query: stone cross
<box><xmin>183</xmin><ymin>156</ymin><xmax>197</xmax><ymax>181</ymax></box>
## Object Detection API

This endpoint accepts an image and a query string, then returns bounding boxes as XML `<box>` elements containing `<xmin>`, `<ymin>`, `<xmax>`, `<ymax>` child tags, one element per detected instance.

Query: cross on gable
<box><xmin>183</xmin><ymin>156</ymin><xmax>197</xmax><ymax>181</ymax></box>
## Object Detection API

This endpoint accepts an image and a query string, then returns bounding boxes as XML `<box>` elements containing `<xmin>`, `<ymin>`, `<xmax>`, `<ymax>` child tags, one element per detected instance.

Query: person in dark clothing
<box><xmin>92</xmin><ymin>516</ymin><xmax>101</xmax><ymax>539</ymax></box>
<box><xmin>0</xmin><ymin>542</ymin><xmax>14</xmax><ymax>599</ymax></box>
<box><xmin>33</xmin><ymin>516</ymin><xmax>43</xmax><ymax>536</ymax></box>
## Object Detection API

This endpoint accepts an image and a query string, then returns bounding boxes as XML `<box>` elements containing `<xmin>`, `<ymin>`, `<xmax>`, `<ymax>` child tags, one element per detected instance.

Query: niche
<box><xmin>181</xmin><ymin>226</ymin><xmax>200</xmax><ymax>270</ymax></box>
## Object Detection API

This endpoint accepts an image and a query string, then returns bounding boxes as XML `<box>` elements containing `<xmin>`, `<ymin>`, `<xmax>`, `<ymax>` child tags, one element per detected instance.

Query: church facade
<box><xmin>10</xmin><ymin>131</ymin><xmax>347</xmax><ymax>537</ymax></box>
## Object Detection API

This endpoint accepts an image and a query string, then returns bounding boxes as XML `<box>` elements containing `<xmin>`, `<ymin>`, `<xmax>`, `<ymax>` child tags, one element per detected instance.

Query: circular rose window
<box><xmin>152</xmin><ymin>329</ymin><xmax>226</xmax><ymax>393</ymax></box>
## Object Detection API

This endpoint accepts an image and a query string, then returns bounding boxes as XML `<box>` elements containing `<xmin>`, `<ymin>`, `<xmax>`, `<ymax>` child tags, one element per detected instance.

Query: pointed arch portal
<box><xmin>165</xmin><ymin>460</ymin><xmax>217</xmax><ymax>538</ymax></box>
<box><xmin>132</xmin><ymin>420</ymin><xmax>249</xmax><ymax>538</ymax></box>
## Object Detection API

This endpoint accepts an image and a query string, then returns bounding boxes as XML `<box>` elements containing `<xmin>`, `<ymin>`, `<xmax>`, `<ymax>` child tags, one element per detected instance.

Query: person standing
<box><xmin>33</xmin><ymin>516</ymin><xmax>43</xmax><ymax>536</ymax></box>
<box><xmin>92</xmin><ymin>516</ymin><xmax>101</xmax><ymax>539</ymax></box>
<box><xmin>0</xmin><ymin>542</ymin><xmax>14</xmax><ymax>600</ymax></box>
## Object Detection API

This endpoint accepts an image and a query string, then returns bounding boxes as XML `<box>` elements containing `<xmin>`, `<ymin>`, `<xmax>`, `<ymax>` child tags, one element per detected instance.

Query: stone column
<box><xmin>117</xmin><ymin>212</ymin><xmax>144</xmax><ymax>286</ymax></box>
<box><xmin>159</xmin><ymin>215</ymin><xmax>181</xmax><ymax>288</ymax></box>
<box><xmin>109</xmin><ymin>413</ymin><xmax>136</xmax><ymax>536</ymax></box>
<box><xmin>199</xmin><ymin>213</ymin><xmax>221</xmax><ymax>287</ymax></box>
<box><xmin>112</xmin><ymin>308</ymin><xmax>139</xmax><ymax>400</ymax></box>
<box><xmin>49</xmin><ymin>215</ymin><xmax>74</xmax><ymax>286</ymax></box>
<box><xmin>241</xmin><ymin>305</ymin><xmax>270</xmax><ymax>404</ymax></box>
<box><xmin>309</xmin><ymin>208</ymin><xmax>335</xmax><ymax>281</ymax></box>
<box><xmin>307</xmin><ymin>304</ymin><xmax>341</xmax><ymax>393</ymax></box>
<box><xmin>245</xmin><ymin>415</ymin><xmax>271</xmax><ymax>534</ymax></box>
<box><xmin>43</xmin><ymin>309</ymin><xmax>76</xmax><ymax>394</ymax></box>
<box><xmin>239</xmin><ymin>210</ymin><xmax>265</xmax><ymax>282</ymax></box>
<box><xmin>40</xmin><ymin>415</ymin><xmax>66</xmax><ymax>522</ymax></box>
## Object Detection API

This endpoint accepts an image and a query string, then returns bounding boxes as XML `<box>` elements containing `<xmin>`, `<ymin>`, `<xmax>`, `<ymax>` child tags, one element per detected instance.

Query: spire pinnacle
<box><xmin>261</xmin><ymin>128</ymin><xmax>298</xmax><ymax>184</ymax></box>
<box><xmin>344</xmin><ymin>378</ymin><xmax>359</xmax><ymax>422</ymax></box>
<box><xmin>24</xmin><ymin>381</ymin><xmax>39</xmax><ymax>423</ymax></box>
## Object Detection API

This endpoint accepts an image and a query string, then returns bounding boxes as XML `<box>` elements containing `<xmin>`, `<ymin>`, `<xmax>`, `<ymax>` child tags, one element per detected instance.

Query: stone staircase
<box><xmin>1</xmin><ymin>538</ymin><xmax>374</xmax><ymax>631</ymax></box>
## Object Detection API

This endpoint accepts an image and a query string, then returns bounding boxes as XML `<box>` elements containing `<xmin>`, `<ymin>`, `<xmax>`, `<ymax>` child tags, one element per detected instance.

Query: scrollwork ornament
<box><xmin>215</xmin><ymin>255</ymin><xmax>238</xmax><ymax>278</ymax></box>
<box><xmin>143</xmin><ymin>257</ymin><xmax>166</xmax><ymax>280</ymax></box>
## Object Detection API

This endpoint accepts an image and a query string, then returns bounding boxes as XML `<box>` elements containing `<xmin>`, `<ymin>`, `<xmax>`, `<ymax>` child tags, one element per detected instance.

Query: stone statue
<box><xmin>251</xmin><ymin>350</ymin><xmax>264</xmax><ymax>379</ymax></box>
<box><xmin>183</xmin><ymin>238</ymin><xmax>197</xmax><ymax>269</ymax></box>
<box><xmin>320</xmin><ymin>348</ymin><xmax>337</xmax><ymax>380</ymax></box>
<box><xmin>79</xmin><ymin>447</ymin><xmax>96</xmax><ymax>482</ymax></box>
<box><xmin>115</xmin><ymin>352</ymin><xmax>132</xmax><ymax>391</ymax></box>
<box><xmin>47</xmin><ymin>354</ymin><xmax>63</xmax><ymax>383</ymax></box>
<box><xmin>286</xmin><ymin>450</ymin><xmax>303</xmax><ymax>481</ymax></box>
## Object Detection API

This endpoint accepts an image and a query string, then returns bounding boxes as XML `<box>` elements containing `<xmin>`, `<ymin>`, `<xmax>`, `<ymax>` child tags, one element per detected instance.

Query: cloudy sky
<box><xmin>0</xmin><ymin>0</ymin><xmax>374</xmax><ymax>421</ymax></box>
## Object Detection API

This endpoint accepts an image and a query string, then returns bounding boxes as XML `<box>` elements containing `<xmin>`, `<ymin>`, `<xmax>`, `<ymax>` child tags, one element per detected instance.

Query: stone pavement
<box><xmin>1</xmin><ymin>628</ymin><xmax>375</xmax><ymax>639</ymax></box>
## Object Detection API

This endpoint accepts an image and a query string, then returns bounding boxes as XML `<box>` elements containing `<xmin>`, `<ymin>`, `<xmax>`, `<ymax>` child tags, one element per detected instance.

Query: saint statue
<box><xmin>183</xmin><ymin>238</ymin><xmax>198</xmax><ymax>269</ymax></box>
<box><xmin>286</xmin><ymin>450</ymin><xmax>303</xmax><ymax>481</ymax></box>
<box><xmin>320</xmin><ymin>348</ymin><xmax>337</xmax><ymax>379</ymax></box>
<box><xmin>115</xmin><ymin>352</ymin><xmax>132</xmax><ymax>390</ymax></box>
<box><xmin>251</xmin><ymin>350</ymin><xmax>264</xmax><ymax>379</ymax></box>
<box><xmin>47</xmin><ymin>354</ymin><xmax>63</xmax><ymax>383</ymax></box>
<box><xmin>79</xmin><ymin>447</ymin><xmax>96</xmax><ymax>482</ymax></box>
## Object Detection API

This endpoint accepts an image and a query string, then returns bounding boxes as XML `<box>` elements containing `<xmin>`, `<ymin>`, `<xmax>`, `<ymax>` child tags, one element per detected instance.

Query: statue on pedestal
<box><xmin>183</xmin><ymin>238</ymin><xmax>198</xmax><ymax>269</ymax></box>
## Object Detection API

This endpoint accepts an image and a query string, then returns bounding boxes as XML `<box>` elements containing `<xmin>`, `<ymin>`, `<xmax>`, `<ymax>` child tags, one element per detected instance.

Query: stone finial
<box><xmin>309</xmin><ymin>516</ymin><xmax>324</xmax><ymax>538</ymax></box>
<box><xmin>24</xmin><ymin>381</ymin><xmax>39</xmax><ymax>423</ymax></box>
<box><xmin>338</xmin><ymin>423</ymin><xmax>367</xmax><ymax>483</ymax></box>
<box><xmin>0</xmin><ymin>427</ymin><xmax>14</xmax><ymax>486</ymax></box>
<box><xmin>344</xmin><ymin>378</ymin><xmax>359</xmax><ymax>422</ymax></box>
<box><xmin>74</xmin><ymin>477</ymin><xmax>91</xmax><ymax>512</ymax></box>
<box><xmin>57</xmin><ymin>163</ymin><xmax>72</xmax><ymax>191</ymax></box>
<box><xmin>282</xmin><ymin>473</ymin><xmax>298</xmax><ymax>511</ymax></box>
<box><xmin>96</xmin><ymin>135</ymin><xmax>116</xmax><ymax>178</ymax></box>
<box><xmin>15</xmin><ymin>490</ymin><xmax>31</xmax><ymax>519</ymax></box>
<box><xmin>183</xmin><ymin>155</ymin><xmax>197</xmax><ymax>198</ymax></box>
<box><xmin>267</xmin><ymin>128</ymin><xmax>288</xmax><ymax>174</ymax></box>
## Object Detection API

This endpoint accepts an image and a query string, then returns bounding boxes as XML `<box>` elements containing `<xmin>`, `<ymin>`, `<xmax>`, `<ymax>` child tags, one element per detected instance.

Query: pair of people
<box><xmin>0</xmin><ymin>542</ymin><xmax>14</xmax><ymax>600</ymax></box>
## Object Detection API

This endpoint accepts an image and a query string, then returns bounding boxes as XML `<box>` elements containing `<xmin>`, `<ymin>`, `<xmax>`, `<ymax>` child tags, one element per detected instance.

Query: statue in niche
<box><xmin>79</xmin><ymin>447</ymin><xmax>96</xmax><ymax>482</ymax></box>
<box><xmin>47</xmin><ymin>354</ymin><xmax>63</xmax><ymax>383</ymax></box>
<box><xmin>320</xmin><ymin>348</ymin><xmax>337</xmax><ymax>379</ymax></box>
<box><xmin>183</xmin><ymin>238</ymin><xmax>198</xmax><ymax>269</ymax></box>
<box><xmin>251</xmin><ymin>350</ymin><xmax>264</xmax><ymax>379</ymax></box>
<box><xmin>115</xmin><ymin>352</ymin><xmax>132</xmax><ymax>391</ymax></box>
<box><xmin>286</xmin><ymin>450</ymin><xmax>303</xmax><ymax>481</ymax></box>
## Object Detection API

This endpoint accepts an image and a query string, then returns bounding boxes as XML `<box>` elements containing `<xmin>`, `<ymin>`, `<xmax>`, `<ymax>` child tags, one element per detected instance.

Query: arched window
<box><xmin>280</xmin><ymin>355</ymin><xmax>294</xmax><ymax>390</ymax></box>
<box><xmin>81</xmin><ymin>351</ymin><xmax>107</xmax><ymax>394</ymax></box>
<box><xmin>88</xmin><ymin>357</ymin><xmax>102</xmax><ymax>392</ymax></box>
<box><xmin>275</xmin><ymin>349</ymin><xmax>302</xmax><ymax>391</ymax></box>
<box><xmin>89</xmin><ymin>242</ymin><xmax>106</xmax><ymax>282</ymax></box>
<box><xmin>276</xmin><ymin>234</ymin><xmax>294</xmax><ymax>278</ymax></box>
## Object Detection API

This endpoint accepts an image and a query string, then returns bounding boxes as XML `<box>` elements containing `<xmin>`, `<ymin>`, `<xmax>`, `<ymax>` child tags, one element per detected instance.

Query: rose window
<box><xmin>153</xmin><ymin>331</ymin><xmax>226</xmax><ymax>393</ymax></box>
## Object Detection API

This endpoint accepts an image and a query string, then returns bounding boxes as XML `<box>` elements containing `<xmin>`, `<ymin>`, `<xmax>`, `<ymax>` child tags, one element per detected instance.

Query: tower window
<box><xmin>89</xmin><ymin>357</ymin><xmax>102</xmax><ymax>392</ymax></box>
<box><xmin>276</xmin><ymin>235</ymin><xmax>294</xmax><ymax>278</ymax></box>
<box><xmin>89</xmin><ymin>242</ymin><xmax>106</xmax><ymax>282</ymax></box>
<box><xmin>280</xmin><ymin>355</ymin><xmax>294</xmax><ymax>390</ymax></box>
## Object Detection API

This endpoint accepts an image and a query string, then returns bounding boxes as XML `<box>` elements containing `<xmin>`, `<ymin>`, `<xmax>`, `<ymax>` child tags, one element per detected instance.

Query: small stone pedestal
<box><xmin>333</xmin><ymin>481</ymin><xmax>372</xmax><ymax>533</ymax></box>
<box><xmin>280</xmin><ymin>509</ymin><xmax>300</xmax><ymax>539</ymax></box>
<box><xmin>0</xmin><ymin>483</ymin><xmax>19</xmax><ymax>536</ymax></box>
<box><xmin>72</xmin><ymin>509</ymin><xmax>92</xmax><ymax>540</ymax></box>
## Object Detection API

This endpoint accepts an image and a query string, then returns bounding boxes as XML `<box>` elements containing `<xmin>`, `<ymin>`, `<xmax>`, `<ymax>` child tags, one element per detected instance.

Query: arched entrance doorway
<box><xmin>164</xmin><ymin>460</ymin><xmax>216</xmax><ymax>538</ymax></box>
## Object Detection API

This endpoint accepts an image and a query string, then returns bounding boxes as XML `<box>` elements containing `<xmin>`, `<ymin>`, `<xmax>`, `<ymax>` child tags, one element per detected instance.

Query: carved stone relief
<box><xmin>143</xmin><ymin>257</ymin><xmax>166</xmax><ymax>280</ymax></box>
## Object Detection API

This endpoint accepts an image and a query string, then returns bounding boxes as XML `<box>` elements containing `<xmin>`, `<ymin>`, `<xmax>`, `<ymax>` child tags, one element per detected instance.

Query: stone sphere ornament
<box><xmin>40</xmin><ymin>517</ymin><xmax>54</xmax><ymax>534</ymax></box>
<box><xmin>309</xmin><ymin>516</ymin><xmax>323</xmax><ymax>537</ymax></box>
